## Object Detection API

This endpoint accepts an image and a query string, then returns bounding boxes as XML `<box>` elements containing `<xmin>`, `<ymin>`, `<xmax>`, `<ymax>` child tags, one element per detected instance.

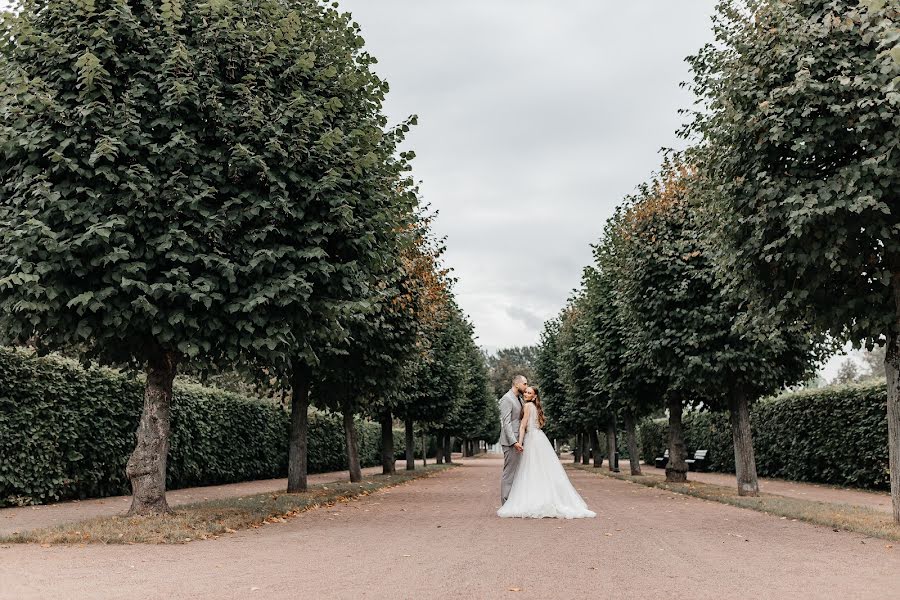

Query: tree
<box><xmin>684</xmin><ymin>0</ymin><xmax>900</xmax><ymax>511</ymax></box>
<box><xmin>862</xmin><ymin>346</ymin><xmax>887</xmax><ymax>381</ymax></box>
<box><xmin>555</xmin><ymin>296</ymin><xmax>602</xmax><ymax>466</ymax></box>
<box><xmin>586</xmin><ymin>226</ymin><xmax>663</xmax><ymax>476</ymax></box>
<box><xmin>0</xmin><ymin>0</ymin><xmax>420</xmax><ymax>507</ymax></box>
<box><xmin>486</xmin><ymin>346</ymin><xmax>537</xmax><ymax>399</ymax></box>
<box><xmin>312</xmin><ymin>198</ymin><xmax>431</xmax><ymax>481</ymax></box>
<box><xmin>426</xmin><ymin>304</ymin><xmax>475</xmax><ymax>464</ymax></box>
<box><xmin>615</xmin><ymin>159</ymin><xmax>824</xmax><ymax>492</ymax></box>
<box><xmin>390</xmin><ymin>209</ymin><xmax>454</xmax><ymax>470</ymax></box>
<box><xmin>834</xmin><ymin>359</ymin><xmax>862</xmax><ymax>386</ymax></box>
<box><xmin>535</xmin><ymin>317</ymin><xmax>574</xmax><ymax>453</ymax></box>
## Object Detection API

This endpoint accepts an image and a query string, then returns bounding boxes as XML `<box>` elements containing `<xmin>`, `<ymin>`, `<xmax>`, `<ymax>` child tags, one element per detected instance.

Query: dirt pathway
<box><xmin>0</xmin><ymin>465</ymin><xmax>385</xmax><ymax>537</ymax></box>
<box><xmin>2</xmin><ymin>457</ymin><xmax>898</xmax><ymax>599</ymax></box>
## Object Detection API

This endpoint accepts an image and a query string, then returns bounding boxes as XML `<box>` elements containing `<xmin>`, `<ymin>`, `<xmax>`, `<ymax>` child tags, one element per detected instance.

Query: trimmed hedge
<box><xmin>638</xmin><ymin>382</ymin><xmax>889</xmax><ymax>490</ymax></box>
<box><xmin>0</xmin><ymin>347</ymin><xmax>403</xmax><ymax>507</ymax></box>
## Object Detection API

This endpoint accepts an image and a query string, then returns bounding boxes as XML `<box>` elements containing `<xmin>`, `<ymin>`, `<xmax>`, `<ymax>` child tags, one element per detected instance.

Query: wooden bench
<box><xmin>686</xmin><ymin>449</ymin><xmax>709</xmax><ymax>472</ymax></box>
<box><xmin>654</xmin><ymin>449</ymin><xmax>669</xmax><ymax>469</ymax></box>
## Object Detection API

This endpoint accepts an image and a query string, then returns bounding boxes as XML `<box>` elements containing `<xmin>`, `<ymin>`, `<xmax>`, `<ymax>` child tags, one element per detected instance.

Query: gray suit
<box><xmin>499</xmin><ymin>389</ymin><xmax>523</xmax><ymax>504</ymax></box>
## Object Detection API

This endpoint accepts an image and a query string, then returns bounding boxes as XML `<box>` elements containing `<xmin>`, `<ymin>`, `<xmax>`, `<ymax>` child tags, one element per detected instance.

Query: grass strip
<box><xmin>3</xmin><ymin>464</ymin><xmax>456</xmax><ymax>546</ymax></box>
<box><xmin>569</xmin><ymin>463</ymin><xmax>900</xmax><ymax>543</ymax></box>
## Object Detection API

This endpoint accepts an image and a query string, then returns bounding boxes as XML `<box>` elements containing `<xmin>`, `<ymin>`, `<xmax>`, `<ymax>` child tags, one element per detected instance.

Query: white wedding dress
<box><xmin>497</xmin><ymin>403</ymin><xmax>596</xmax><ymax>519</ymax></box>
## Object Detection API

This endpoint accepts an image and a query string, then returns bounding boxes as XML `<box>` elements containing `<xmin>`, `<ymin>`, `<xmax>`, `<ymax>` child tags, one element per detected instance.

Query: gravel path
<box><xmin>3</xmin><ymin>457</ymin><xmax>898</xmax><ymax>600</ymax></box>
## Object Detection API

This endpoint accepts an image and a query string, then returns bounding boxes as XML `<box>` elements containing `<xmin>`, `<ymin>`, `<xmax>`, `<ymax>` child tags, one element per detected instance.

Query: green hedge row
<box><xmin>638</xmin><ymin>382</ymin><xmax>889</xmax><ymax>489</ymax></box>
<box><xmin>0</xmin><ymin>348</ymin><xmax>404</xmax><ymax>507</ymax></box>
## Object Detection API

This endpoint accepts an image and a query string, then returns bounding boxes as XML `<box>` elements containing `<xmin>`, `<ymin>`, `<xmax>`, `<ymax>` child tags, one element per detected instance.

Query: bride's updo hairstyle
<box><xmin>527</xmin><ymin>386</ymin><xmax>547</xmax><ymax>428</ymax></box>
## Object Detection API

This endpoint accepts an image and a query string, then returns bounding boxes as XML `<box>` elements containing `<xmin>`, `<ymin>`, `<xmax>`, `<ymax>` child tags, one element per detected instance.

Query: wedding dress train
<box><xmin>497</xmin><ymin>405</ymin><xmax>596</xmax><ymax>519</ymax></box>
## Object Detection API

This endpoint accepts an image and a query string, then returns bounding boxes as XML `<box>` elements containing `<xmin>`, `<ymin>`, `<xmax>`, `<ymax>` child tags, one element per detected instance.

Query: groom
<box><xmin>499</xmin><ymin>375</ymin><xmax>528</xmax><ymax>505</ymax></box>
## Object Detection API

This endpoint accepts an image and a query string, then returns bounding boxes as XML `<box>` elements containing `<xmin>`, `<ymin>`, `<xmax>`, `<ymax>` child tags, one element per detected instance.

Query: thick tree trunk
<box><xmin>886</xmin><ymin>328</ymin><xmax>900</xmax><ymax>523</ymax></box>
<box><xmin>728</xmin><ymin>386</ymin><xmax>759</xmax><ymax>496</ymax></box>
<box><xmin>444</xmin><ymin>434</ymin><xmax>453</xmax><ymax>464</ymax></box>
<box><xmin>287</xmin><ymin>361</ymin><xmax>312</xmax><ymax>493</ymax></box>
<box><xmin>126</xmin><ymin>349</ymin><xmax>179</xmax><ymax>516</ymax></box>
<box><xmin>405</xmin><ymin>417</ymin><xmax>416</xmax><ymax>471</ymax></box>
<box><xmin>581</xmin><ymin>430</ymin><xmax>590</xmax><ymax>465</ymax></box>
<box><xmin>573</xmin><ymin>433</ymin><xmax>582</xmax><ymax>463</ymax></box>
<box><xmin>342</xmin><ymin>395</ymin><xmax>362</xmax><ymax>483</ymax></box>
<box><xmin>380</xmin><ymin>410</ymin><xmax>395</xmax><ymax>475</ymax></box>
<box><xmin>590</xmin><ymin>428</ymin><xmax>601</xmax><ymax>468</ymax></box>
<box><xmin>665</xmin><ymin>396</ymin><xmax>688</xmax><ymax>483</ymax></box>
<box><xmin>607</xmin><ymin>420</ymin><xmax>619</xmax><ymax>473</ymax></box>
<box><xmin>624</xmin><ymin>414</ymin><xmax>642</xmax><ymax>476</ymax></box>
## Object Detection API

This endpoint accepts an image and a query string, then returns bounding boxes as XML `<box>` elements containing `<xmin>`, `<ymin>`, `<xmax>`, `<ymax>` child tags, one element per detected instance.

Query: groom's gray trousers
<box><xmin>501</xmin><ymin>444</ymin><xmax>521</xmax><ymax>505</ymax></box>
<box><xmin>498</xmin><ymin>390</ymin><xmax>523</xmax><ymax>504</ymax></box>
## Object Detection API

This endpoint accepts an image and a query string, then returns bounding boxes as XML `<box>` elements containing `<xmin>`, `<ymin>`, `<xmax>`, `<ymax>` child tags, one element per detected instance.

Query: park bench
<box><xmin>654</xmin><ymin>449</ymin><xmax>669</xmax><ymax>469</ymax></box>
<box><xmin>686</xmin><ymin>449</ymin><xmax>709</xmax><ymax>472</ymax></box>
<box><xmin>655</xmin><ymin>449</ymin><xmax>709</xmax><ymax>471</ymax></box>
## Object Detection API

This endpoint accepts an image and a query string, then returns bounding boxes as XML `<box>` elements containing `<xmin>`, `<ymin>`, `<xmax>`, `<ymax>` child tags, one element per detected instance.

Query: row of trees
<box><xmin>537</xmin><ymin>0</ymin><xmax>900</xmax><ymax>519</ymax></box>
<box><xmin>0</xmin><ymin>0</ymin><xmax>497</xmax><ymax>515</ymax></box>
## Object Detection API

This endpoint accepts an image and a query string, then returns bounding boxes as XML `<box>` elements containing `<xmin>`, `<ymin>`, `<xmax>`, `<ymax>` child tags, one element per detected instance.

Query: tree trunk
<box><xmin>435</xmin><ymin>434</ymin><xmax>444</xmax><ymax>464</ymax></box>
<box><xmin>665</xmin><ymin>396</ymin><xmax>689</xmax><ymax>482</ymax></box>
<box><xmin>287</xmin><ymin>361</ymin><xmax>312</xmax><ymax>493</ymax></box>
<box><xmin>126</xmin><ymin>348</ymin><xmax>179</xmax><ymax>516</ymax></box>
<box><xmin>607</xmin><ymin>420</ymin><xmax>619</xmax><ymax>473</ymax></box>
<box><xmin>590</xmin><ymin>428</ymin><xmax>601</xmax><ymax>468</ymax></box>
<box><xmin>341</xmin><ymin>395</ymin><xmax>362</xmax><ymax>483</ymax></box>
<box><xmin>444</xmin><ymin>434</ymin><xmax>453</xmax><ymax>464</ymax></box>
<box><xmin>380</xmin><ymin>410</ymin><xmax>395</xmax><ymax>475</ymax></box>
<box><xmin>624</xmin><ymin>414</ymin><xmax>642</xmax><ymax>476</ymax></box>
<box><xmin>886</xmin><ymin>328</ymin><xmax>900</xmax><ymax>523</ymax></box>
<box><xmin>728</xmin><ymin>386</ymin><xmax>759</xmax><ymax>496</ymax></box>
<box><xmin>581</xmin><ymin>430</ymin><xmax>590</xmax><ymax>465</ymax></box>
<box><xmin>405</xmin><ymin>417</ymin><xmax>415</xmax><ymax>471</ymax></box>
<box><xmin>573</xmin><ymin>433</ymin><xmax>582</xmax><ymax>463</ymax></box>
<box><xmin>422</xmin><ymin>432</ymin><xmax>427</xmax><ymax>466</ymax></box>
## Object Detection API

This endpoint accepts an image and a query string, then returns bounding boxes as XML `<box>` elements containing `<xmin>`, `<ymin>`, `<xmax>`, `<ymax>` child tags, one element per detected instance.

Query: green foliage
<box><xmin>639</xmin><ymin>419</ymin><xmax>668</xmax><ymax>466</ymax></box>
<box><xmin>534</xmin><ymin>318</ymin><xmax>567</xmax><ymax>440</ymax></box>
<box><xmin>0</xmin><ymin>347</ymin><xmax>398</xmax><ymax>507</ymax></box>
<box><xmin>485</xmin><ymin>346</ymin><xmax>537</xmax><ymax>399</ymax></box>
<box><xmin>426</xmin><ymin>304</ymin><xmax>497</xmax><ymax>442</ymax></box>
<box><xmin>684</xmin><ymin>0</ymin><xmax>900</xmax><ymax>346</ymax></box>
<box><xmin>639</xmin><ymin>382</ymin><xmax>890</xmax><ymax>489</ymax></box>
<box><xmin>0</xmin><ymin>0</ymin><xmax>410</xmax><ymax>369</ymax></box>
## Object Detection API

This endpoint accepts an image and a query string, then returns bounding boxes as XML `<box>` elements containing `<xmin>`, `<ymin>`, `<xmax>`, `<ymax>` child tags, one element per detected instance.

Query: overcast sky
<box><xmin>337</xmin><ymin>0</ymin><xmax>720</xmax><ymax>352</ymax></box>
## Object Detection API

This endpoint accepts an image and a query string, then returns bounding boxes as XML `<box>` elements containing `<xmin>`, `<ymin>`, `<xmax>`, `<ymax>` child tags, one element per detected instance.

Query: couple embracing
<box><xmin>496</xmin><ymin>375</ymin><xmax>596</xmax><ymax>519</ymax></box>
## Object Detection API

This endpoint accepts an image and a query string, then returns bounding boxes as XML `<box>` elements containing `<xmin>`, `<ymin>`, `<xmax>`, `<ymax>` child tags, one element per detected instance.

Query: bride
<box><xmin>497</xmin><ymin>386</ymin><xmax>596</xmax><ymax>519</ymax></box>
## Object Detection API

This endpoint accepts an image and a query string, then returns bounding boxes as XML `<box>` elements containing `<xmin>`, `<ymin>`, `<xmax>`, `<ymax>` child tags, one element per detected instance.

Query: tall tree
<box><xmin>684</xmin><ymin>0</ymin><xmax>899</xmax><ymax>508</ymax></box>
<box><xmin>617</xmin><ymin>159</ymin><xmax>824</xmax><ymax>492</ymax></box>
<box><xmin>486</xmin><ymin>346</ymin><xmax>538</xmax><ymax>399</ymax></box>
<box><xmin>535</xmin><ymin>317</ymin><xmax>570</xmax><ymax>446</ymax></box>
<box><xmin>390</xmin><ymin>209</ymin><xmax>454</xmax><ymax>470</ymax></box>
<box><xmin>0</xmin><ymin>0</ymin><xmax>420</xmax><ymax>504</ymax></box>
<box><xmin>583</xmin><ymin>241</ymin><xmax>661</xmax><ymax>476</ymax></box>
